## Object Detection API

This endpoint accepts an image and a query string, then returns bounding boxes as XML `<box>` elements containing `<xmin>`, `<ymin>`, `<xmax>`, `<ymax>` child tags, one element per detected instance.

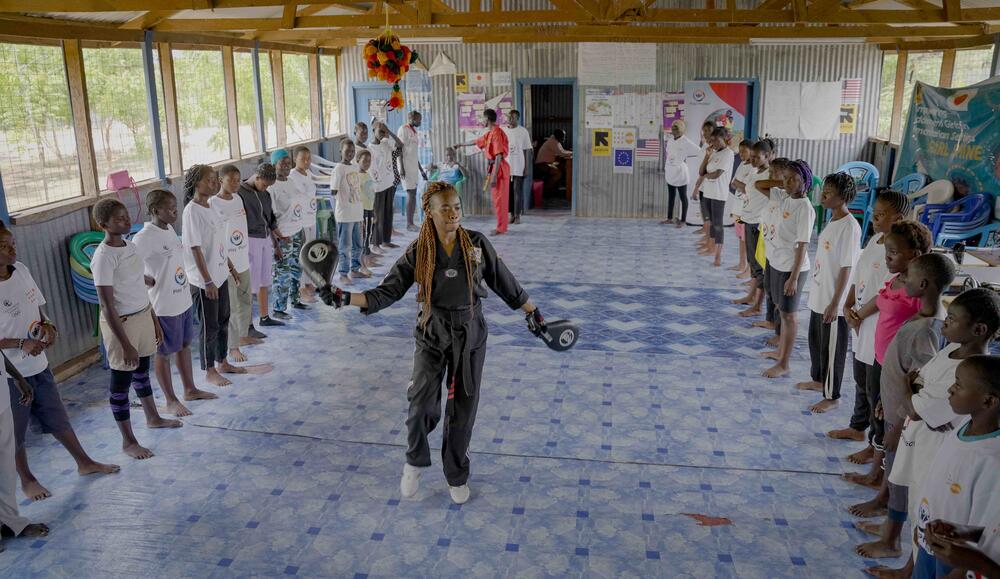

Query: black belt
<box><xmin>429</xmin><ymin>303</ymin><xmax>482</xmax><ymax>398</ymax></box>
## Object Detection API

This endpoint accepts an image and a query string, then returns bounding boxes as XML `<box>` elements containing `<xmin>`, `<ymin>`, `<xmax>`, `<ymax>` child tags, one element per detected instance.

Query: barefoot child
<box><xmin>732</xmin><ymin>139</ymin><xmax>773</xmax><ymax>316</ymax></box>
<box><xmin>753</xmin><ymin>156</ymin><xmax>790</xmax><ymax>344</ymax></box>
<box><xmin>800</xmin><ymin>172</ymin><xmax>861</xmax><ymax>412</ymax></box>
<box><xmin>0</xmin><ymin>224</ymin><xmax>119</xmax><ymax>500</ymax></box>
<box><xmin>853</xmin><ymin>252</ymin><xmax>955</xmax><ymax>564</ymax></box>
<box><xmin>729</xmin><ymin>139</ymin><xmax>754</xmax><ymax>278</ymax></box>
<box><xmin>694</xmin><ymin>127</ymin><xmax>734</xmax><ymax>267</ymax></box>
<box><xmin>212</xmin><ymin>165</ymin><xmax>258</xmax><ymax>364</ymax></box>
<box><xmin>92</xmin><ymin>199</ymin><xmax>183</xmax><ymax>459</ymax></box>
<box><xmin>909</xmin><ymin>354</ymin><xmax>1000</xmax><ymax>579</ymax></box>
<box><xmin>270</xmin><ymin>150</ymin><xmax>310</xmax><ymax>314</ymax></box>
<box><xmin>0</xmin><ymin>357</ymin><xmax>49</xmax><ymax>552</ymax></box>
<box><xmin>761</xmin><ymin>159</ymin><xmax>815</xmax><ymax>379</ymax></box>
<box><xmin>134</xmin><ymin>190</ymin><xmax>219</xmax><ymax>418</ymax></box>
<box><xmin>843</xmin><ymin>220</ymin><xmax>931</xmax><ymax>488</ymax></box>
<box><xmin>829</xmin><ymin>190</ymin><xmax>911</xmax><ymax>453</ymax></box>
<box><xmin>182</xmin><ymin>166</ymin><xmax>243</xmax><ymax>387</ymax></box>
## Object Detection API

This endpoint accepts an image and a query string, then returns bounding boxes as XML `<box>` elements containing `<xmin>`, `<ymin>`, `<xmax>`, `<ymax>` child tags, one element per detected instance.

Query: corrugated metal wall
<box><xmin>342</xmin><ymin>41</ymin><xmax>882</xmax><ymax>219</ymax></box>
<box><xmin>9</xmin><ymin>142</ymin><xmax>337</xmax><ymax>369</ymax></box>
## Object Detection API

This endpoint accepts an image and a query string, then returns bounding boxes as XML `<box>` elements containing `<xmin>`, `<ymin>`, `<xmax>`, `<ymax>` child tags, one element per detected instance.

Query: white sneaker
<box><xmin>448</xmin><ymin>484</ymin><xmax>470</xmax><ymax>504</ymax></box>
<box><xmin>400</xmin><ymin>464</ymin><xmax>422</xmax><ymax>498</ymax></box>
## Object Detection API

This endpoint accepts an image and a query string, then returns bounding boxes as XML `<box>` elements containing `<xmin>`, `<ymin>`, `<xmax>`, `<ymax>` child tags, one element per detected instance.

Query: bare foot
<box><xmin>760</xmin><ymin>350</ymin><xmax>780</xmax><ymax>360</ymax></box>
<box><xmin>731</xmin><ymin>295</ymin><xmax>753</xmax><ymax>305</ymax></box>
<box><xmin>866</xmin><ymin>564</ymin><xmax>911</xmax><ymax>578</ymax></box>
<box><xmin>164</xmin><ymin>399</ymin><xmax>192</xmax><ymax>417</ymax></box>
<box><xmin>738</xmin><ymin>308</ymin><xmax>761</xmax><ymax>318</ymax></box>
<box><xmin>828</xmin><ymin>428</ymin><xmax>866</xmax><ymax>441</ymax></box>
<box><xmin>843</xmin><ymin>470</ymin><xmax>883</xmax><ymax>489</ymax></box>
<box><xmin>184</xmin><ymin>388</ymin><xmax>218</xmax><ymax>401</ymax></box>
<box><xmin>124</xmin><ymin>443</ymin><xmax>155</xmax><ymax>459</ymax></box>
<box><xmin>229</xmin><ymin>348</ymin><xmax>248</xmax><ymax>363</ymax></box>
<box><xmin>78</xmin><ymin>461</ymin><xmax>120</xmax><ymax>476</ymax></box>
<box><xmin>698</xmin><ymin>248</ymin><xmax>713</xmax><ymax>256</ymax></box>
<box><xmin>21</xmin><ymin>480</ymin><xmax>51</xmax><ymax>502</ymax></box>
<box><xmin>848</xmin><ymin>497</ymin><xmax>888</xmax><ymax>517</ymax></box>
<box><xmin>712</xmin><ymin>258</ymin><xmax>721</xmax><ymax>267</ymax></box>
<box><xmin>206</xmin><ymin>369</ymin><xmax>232</xmax><ymax>387</ymax></box>
<box><xmin>241</xmin><ymin>363</ymin><xmax>273</xmax><ymax>375</ymax></box>
<box><xmin>762</xmin><ymin>364</ymin><xmax>789</xmax><ymax>378</ymax></box>
<box><xmin>218</xmin><ymin>361</ymin><xmax>247</xmax><ymax>374</ymax></box>
<box><xmin>856</xmin><ymin>540</ymin><xmax>901</xmax><ymax>559</ymax></box>
<box><xmin>752</xmin><ymin>320</ymin><xmax>776</xmax><ymax>329</ymax></box>
<box><xmin>21</xmin><ymin>523</ymin><xmax>49</xmax><ymax>537</ymax></box>
<box><xmin>765</xmin><ymin>335</ymin><xmax>780</xmax><ymax>347</ymax></box>
<box><xmin>147</xmin><ymin>417</ymin><xmax>183</xmax><ymax>429</ymax></box>
<box><xmin>855</xmin><ymin>520</ymin><xmax>883</xmax><ymax>537</ymax></box>
<box><xmin>239</xmin><ymin>336</ymin><xmax>263</xmax><ymax>346</ymax></box>
<box><xmin>728</xmin><ymin>264</ymin><xmax>742</xmax><ymax>272</ymax></box>
<box><xmin>736</xmin><ymin>270</ymin><xmax>751</xmax><ymax>279</ymax></box>
<box><xmin>848</xmin><ymin>446</ymin><xmax>875</xmax><ymax>464</ymax></box>
<box><xmin>809</xmin><ymin>399</ymin><xmax>838</xmax><ymax>413</ymax></box>
<box><xmin>795</xmin><ymin>381</ymin><xmax>823</xmax><ymax>392</ymax></box>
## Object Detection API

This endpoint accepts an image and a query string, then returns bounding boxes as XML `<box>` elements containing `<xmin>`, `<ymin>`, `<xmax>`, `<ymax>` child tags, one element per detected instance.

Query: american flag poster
<box><xmin>840</xmin><ymin>78</ymin><xmax>862</xmax><ymax>135</ymax></box>
<box><xmin>636</xmin><ymin>138</ymin><xmax>660</xmax><ymax>161</ymax></box>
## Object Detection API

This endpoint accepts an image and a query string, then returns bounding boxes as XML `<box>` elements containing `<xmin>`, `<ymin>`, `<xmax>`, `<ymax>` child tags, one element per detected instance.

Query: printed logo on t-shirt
<box><xmin>1</xmin><ymin>298</ymin><xmax>19</xmax><ymax>318</ymax></box>
<box><xmin>174</xmin><ymin>266</ymin><xmax>187</xmax><ymax>286</ymax></box>
<box><xmin>310</xmin><ymin>198</ymin><xmax>317</xmax><ymax>211</ymax></box>
<box><xmin>916</xmin><ymin>497</ymin><xmax>931</xmax><ymax>549</ymax></box>
<box><xmin>823</xmin><ymin>240</ymin><xmax>831</xmax><ymax>251</ymax></box>
<box><xmin>783</xmin><ymin>210</ymin><xmax>791</xmax><ymax>219</ymax></box>
<box><xmin>230</xmin><ymin>230</ymin><xmax>246</xmax><ymax>248</ymax></box>
<box><xmin>293</xmin><ymin>204</ymin><xmax>302</xmax><ymax>219</ymax></box>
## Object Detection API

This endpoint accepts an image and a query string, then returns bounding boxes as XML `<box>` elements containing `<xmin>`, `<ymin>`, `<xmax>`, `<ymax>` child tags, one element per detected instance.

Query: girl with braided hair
<box><xmin>333</xmin><ymin>181</ymin><xmax>539</xmax><ymax>504</ymax></box>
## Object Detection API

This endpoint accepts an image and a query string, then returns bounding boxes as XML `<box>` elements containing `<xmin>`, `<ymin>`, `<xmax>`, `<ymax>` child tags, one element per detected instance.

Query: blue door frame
<box><xmin>349</xmin><ymin>82</ymin><xmax>405</xmax><ymax>131</ymax></box>
<box><xmin>693</xmin><ymin>77</ymin><xmax>760</xmax><ymax>140</ymax></box>
<box><xmin>515</xmin><ymin>77</ymin><xmax>579</xmax><ymax>214</ymax></box>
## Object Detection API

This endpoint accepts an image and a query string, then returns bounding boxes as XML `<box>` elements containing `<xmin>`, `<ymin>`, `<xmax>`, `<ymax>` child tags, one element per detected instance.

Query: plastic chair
<box><xmin>908</xmin><ymin>179</ymin><xmax>954</xmax><ymax>218</ymax></box>
<box><xmin>919</xmin><ymin>193</ymin><xmax>985</xmax><ymax>228</ymax></box>
<box><xmin>890</xmin><ymin>173</ymin><xmax>928</xmax><ymax>195</ymax></box>
<box><xmin>837</xmin><ymin>161</ymin><xmax>879</xmax><ymax>238</ymax></box>
<box><xmin>808</xmin><ymin>175</ymin><xmax>825</xmax><ymax>234</ymax></box>
<box><xmin>920</xmin><ymin>194</ymin><xmax>991</xmax><ymax>246</ymax></box>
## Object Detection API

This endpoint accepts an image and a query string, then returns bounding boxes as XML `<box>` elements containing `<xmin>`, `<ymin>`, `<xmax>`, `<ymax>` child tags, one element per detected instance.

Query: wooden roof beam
<box><xmin>119</xmin><ymin>10</ymin><xmax>179</xmax><ymax>29</ymax></box>
<box><xmin>282</xmin><ymin>4</ymin><xmax>298</xmax><ymax>28</ymax></box>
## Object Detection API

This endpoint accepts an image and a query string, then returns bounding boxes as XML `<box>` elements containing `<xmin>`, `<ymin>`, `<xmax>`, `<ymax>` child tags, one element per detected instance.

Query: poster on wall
<box><xmin>591</xmin><ymin>129</ymin><xmax>611</xmax><ymax>156</ymax></box>
<box><xmin>585</xmin><ymin>88</ymin><xmax>614</xmax><ymax>128</ymax></box>
<box><xmin>683</xmin><ymin>81</ymin><xmax>749</xmax><ymax>224</ymax></box>
<box><xmin>662</xmin><ymin>92</ymin><xmax>684</xmax><ymax>130</ymax></box>
<box><xmin>840</xmin><ymin>78</ymin><xmax>862</xmax><ymax>135</ymax></box>
<box><xmin>457</xmin><ymin>92</ymin><xmax>486</xmax><ymax>145</ymax></box>
<box><xmin>578</xmin><ymin>43</ymin><xmax>656</xmax><ymax>86</ymax></box>
<box><xmin>455</xmin><ymin>73</ymin><xmax>469</xmax><ymax>93</ymax></box>
<box><xmin>897</xmin><ymin>78</ymin><xmax>1000</xmax><ymax>197</ymax></box>
<box><xmin>638</xmin><ymin>93</ymin><xmax>662</xmax><ymax>139</ymax></box>
<box><xmin>636</xmin><ymin>138</ymin><xmax>660</xmax><ymax>162</ymax></box>
<box><xmin>762</xmin><ymin>80</ymin><xmax>840</xmax><ymax>140</ymax></box>
<box><xmin>469</xmin><ymin>72</ymin><xmax>490</xmax><ymax>91</ymax></box>
<box><xmin>613</xmin><ymin>149</ymin><xmax>634</xmax><ymax>174</ymax></box>
<box><xmin>492</xmin><ymin>71</ymin><xmax>512</xmax><ymax>88</ymax></box>
<box><xmin>486</xmin><ymin>92</ymin><xmax>514</xmax><ymax>125</ymax></box>
<box><xmin>612</xmin><ymin>126</ymin><xmax>636</xmax><ymax>174</ymax></box>
<box><xmin>405</xmin><ymin>69</ymin><xmax>433</xmax><ymax>167</ymax></box>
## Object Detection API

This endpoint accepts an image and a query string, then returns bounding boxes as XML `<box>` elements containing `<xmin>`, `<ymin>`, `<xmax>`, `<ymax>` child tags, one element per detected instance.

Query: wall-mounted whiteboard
<box><xmin>762</xmin><ymin>80</ymin><xmax>841</xmax><ymax>140</ymax></box>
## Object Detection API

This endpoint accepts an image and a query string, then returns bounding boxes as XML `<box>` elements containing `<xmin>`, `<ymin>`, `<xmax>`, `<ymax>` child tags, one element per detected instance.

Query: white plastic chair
<box><xmin>909</xmin><ymin>179</ymin><xmax>954</xmax><ymax>220</ymax></box>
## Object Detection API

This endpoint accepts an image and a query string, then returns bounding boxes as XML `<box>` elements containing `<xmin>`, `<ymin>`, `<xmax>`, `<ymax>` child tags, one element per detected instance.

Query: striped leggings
<box><xmin>109</xmin><ymin>356</ymin><xmax>153</xmax><ymax>422</ymax></box>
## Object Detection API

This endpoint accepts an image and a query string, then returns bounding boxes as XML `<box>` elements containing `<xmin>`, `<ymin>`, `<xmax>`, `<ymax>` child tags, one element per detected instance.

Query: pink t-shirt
<box><xmin>874</xmin><ymin>275</ymin><xmax>922</xmax><ymax>364</ymax></box>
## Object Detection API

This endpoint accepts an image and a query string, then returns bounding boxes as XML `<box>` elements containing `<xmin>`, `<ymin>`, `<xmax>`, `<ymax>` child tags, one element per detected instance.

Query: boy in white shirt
<box><xmin>330</xmin><ymin>140</ymin><xmax>368</xmax><ymax>284</ymax></box>
<box><xmin>133</xmin><ymin>190</ymin><xmax>219</xmax><ymax>419</ymax></box>
<box><xmin>368</xmin><ymin>121</ymin><xmax>403</xmax><ymax>250</ymax></box>
<box><xmin>502</xmin><ymin>109</ymin><xmax>533</xmax><ymax>225</ymax></box>
<box><xmin>0</xmin><ymin>224</ymin><xmax>119</xmax><ymax>501</ymax></box>
<box><xmin>270</xmin><ymin>150</ymin><xmax>309</xmax><ymax>315</ymax></box>
<box><xmin>92</xmin><ymin>199</ymin><xmax>182</xmax><ymax>460</ymax></box>
<box><xmin>288</xmin><ymin>146</ymin><xmax>320</xmax><ymax>303</ymax></box>
<box><xmin>800</xmin><ymin>172</ymin><xmax>861</xmax><ymax>413</ymax></box>
<box><xmin>399</xmin><ymin>111</ymin><xmax>429</xmax><ymax>231</ymax></box>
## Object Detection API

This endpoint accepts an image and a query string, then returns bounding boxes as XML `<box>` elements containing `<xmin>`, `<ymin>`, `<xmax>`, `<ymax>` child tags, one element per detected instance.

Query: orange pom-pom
<box><xmin>367</xmin><ymin>69</ymin><xmax>378</xmax><ymax>78</ymax></box>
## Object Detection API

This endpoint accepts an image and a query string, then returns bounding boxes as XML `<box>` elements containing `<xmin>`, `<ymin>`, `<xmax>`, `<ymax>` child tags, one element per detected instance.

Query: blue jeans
<box><xmin>337</xmin><ymin>221</ymin><xmax>362</xmax><ymax>274</ymax></box>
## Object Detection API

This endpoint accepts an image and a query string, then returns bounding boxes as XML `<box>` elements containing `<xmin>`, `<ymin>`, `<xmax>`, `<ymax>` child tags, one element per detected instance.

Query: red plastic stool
<box><xmin>532</xmin><ymin>180</ymin><xmax>544</xmax><ymax>209</ymax></box>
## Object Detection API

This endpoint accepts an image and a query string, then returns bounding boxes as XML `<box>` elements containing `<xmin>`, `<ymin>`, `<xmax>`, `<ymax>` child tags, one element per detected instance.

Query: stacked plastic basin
<box><xmin>68</xmin><ymin>231</ymin><xmax>103</xmax><ymax>306</ymax></box>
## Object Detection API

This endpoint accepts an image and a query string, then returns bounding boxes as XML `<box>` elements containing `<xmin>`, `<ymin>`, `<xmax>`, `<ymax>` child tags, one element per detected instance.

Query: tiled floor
<box><xmin>2</xmin><ymin>215</ymin><xmax>899</xmax><ymax>577</ymax></box>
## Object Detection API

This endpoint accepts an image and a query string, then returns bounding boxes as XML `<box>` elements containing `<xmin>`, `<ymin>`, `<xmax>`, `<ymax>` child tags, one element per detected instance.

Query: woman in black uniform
<box><xmin>331</xmin><ymin>181</ymin><xmax>540</xmax><ymax>504</ymax></box>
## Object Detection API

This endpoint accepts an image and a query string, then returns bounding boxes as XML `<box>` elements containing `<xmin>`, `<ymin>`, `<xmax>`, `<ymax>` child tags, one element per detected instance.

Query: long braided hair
<box><xmin>183</xmin><ymin>164</ymin><xmax>213</xmax><ymax>205</ymax></box>
<box><xmin>414</xmin><ymin>181</ymin><xmax>477</xmax><ymax>329</ymax></box>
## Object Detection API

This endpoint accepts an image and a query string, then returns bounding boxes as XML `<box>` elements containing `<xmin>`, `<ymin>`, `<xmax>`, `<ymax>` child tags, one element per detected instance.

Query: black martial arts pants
<box><xmin>192</xmin><ymin>281</ymin><xmax>230</xmax><ymax>370</ymax></box>
<box><xmin>372</xmin><ymin>186</ymin><xmax>395</xmax><ymax>246</ymax></box>
<box><xmin>849</xmin><ymin>358</ymin><xmax>872</xmax><ymax>433</ymax></box>
<box><xmin>667</xmin><ymin>184</ymin><xmax>687</xmax><ymax>222</ymax></box>
<box><xmin>405</xmin><ymin>338</ymin><xmax>486</xmax><ymax>487</ymax></box>
<box><xmin>856</xmin><ymin>360</ymin><xmax>884</xmax><ymax>449</ymax></box>
<box><xmin>509</xmin><ymin>176</ymin><xmax>524</xmax><ymax>220</ymax></box>
<box><xmin>807</xmin><ymin>311</ymin><xmax>849</xmax><ymax>400</ymax></box>
<box><xmin>706</xmin><ymin>198</ymin><xmax>725</xmax><ymax>244</ymax></box>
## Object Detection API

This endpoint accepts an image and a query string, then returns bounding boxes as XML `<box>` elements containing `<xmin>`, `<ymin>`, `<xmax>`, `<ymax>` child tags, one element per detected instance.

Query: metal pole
<box><xmin>991</xmin><ymin>34</ymin><xmax>1000</xmax><ymax>77</ymax></box>
<box><xmin>252</xmin><ymin>41</ymin><xmax>267</xmax><ymax>152</ymax></box>
<box><xmin>143</xmin><ymin>31</ymin><xmax>166</xmax><ymax>181</ymax></box>
<box><xmin>317</xmin><ymin>48</ymin><xmax>326</xmax><ymax>139</ymax></box>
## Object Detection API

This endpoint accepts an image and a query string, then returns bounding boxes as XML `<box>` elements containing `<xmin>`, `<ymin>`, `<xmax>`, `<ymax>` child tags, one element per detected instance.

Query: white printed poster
<box><xmin>585</xmin><ymin>88</ymin><xmax>614</xmax><ymax>128</ymax></box>
<box><xmin>469</xmin><ymin>72</ymin><xmax>490</xmax><ymax>91</ymax></box>
<box><xmin>578</xmin><ymin>43</ymin><xmax>656</xmax><ymax>86</ymax></box>
<box><xmin>492</xmin><ymin>71</ymin><xmax>512</xmax><ymax>88</ymax></box>
<box><xmin>638</xmin><ymin>92</ymin><xmax>662</xmax><ymax>139</ymax></box>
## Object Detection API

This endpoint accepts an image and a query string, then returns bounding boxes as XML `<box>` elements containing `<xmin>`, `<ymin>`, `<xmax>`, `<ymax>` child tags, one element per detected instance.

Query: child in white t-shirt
<box><xmin>729</xmin><ymin>139</ymin><xmax>754</xmax><ymax>279</ymax></box>
<box><xmin>355</xmin><ymin>149</ymin><xmax>379</xmax><ymax>269</ymax></box>
<box><xmin>731</xmin><ymin>138</ymin><xmax>774</xmax><ymax>317</ymax></box>
<box><xmin>182</xmin><ymin>165</ymin><xmax>242</xmax><ymax>388</ymax></box>
<box><xmin>270</xmin><ymin>150</ymin><xmax>310</xmax><ymax>316</ymax></box>
<box><xmin>92</xmin><ymin>199</ymin><xmax>182</xmax><ymax>460</ymax></box>
<box><xmin>0</xmin><ymin>223</ymin><xmax>118</xmax><ymax>501</ymax></box>
<box><xmin>288</xmin><ymin>146</ymin><xmax>319</xmax><ymax>302</ymax></box>
<box><xmin>330</xmin><ymin>140</ymin><xmax>368</xmax><ymax>285</ymax></box>
<box><xmin>133</xmin><ymin>190</ymin><xmax>218</xmax><ymax>418</ymax></box>
<box><xmin>800</xmin><ymin>172</ymin><xmax>861</xmax><ymax>413</ymax></box>
<box><xmin>695</xmin><ymin>127</ymin><xmax>735</xmax><ymax>267</ymax></box>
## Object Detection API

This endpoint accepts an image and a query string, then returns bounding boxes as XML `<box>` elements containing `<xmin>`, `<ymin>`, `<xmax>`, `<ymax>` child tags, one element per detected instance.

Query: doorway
<box><xmin>516</xmin><ymin>78</ymin><xmax>578</xmax><ymax>213</ymax></box>
<box><xmin>351</xmin><ymin>83</ymin><xmax>405</xmax><ymax>141</ymax></box>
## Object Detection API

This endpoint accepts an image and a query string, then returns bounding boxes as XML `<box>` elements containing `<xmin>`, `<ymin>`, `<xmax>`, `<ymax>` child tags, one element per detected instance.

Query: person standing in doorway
<box><xmin>502</xmin><ymin>110</ymin><xmax>532</xmax><ymax>225</ymax></box>
<box><xmin>455</xmin><ymin>108</ymin><xmax>510</xmax><ymax>235</ymax></box>
<box><xmin>399</xmin><ymin>111</ymin><xmax>429</xmax><ymax>232</ymax></box>
<box><xmin>535</xmin><ymin>129</ymin><xmax>573</xmax><ymax>198</ymax></box>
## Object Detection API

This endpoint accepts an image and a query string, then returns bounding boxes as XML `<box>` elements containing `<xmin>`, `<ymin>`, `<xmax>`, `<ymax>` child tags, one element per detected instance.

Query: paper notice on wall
<box><xmin>840</xmin><ymin>78</ymin><xmax>862</xmax><ymax>135</ymax></box>
<box><xmin>455</xmin><ymin>73</ymin><xmax>469</xmax><ymax>93</ymax></box>
<box><xmin>469</xmin><ymin>72</ymin><xmax>490</xmax><ymax>91</ymax></box>
<box><xmin>585</xmin><ymin>88</ymin><xmax>614</xmax><ymax>128</ymax></box>
<box><xmin>457</xmin><ymin>92</ymin><xmax>485</xmax><ymax>130</ymax></box>
<box><xmin>486</xmin><ymin>92</ymin><xmax>514</xmax><ymax>125</ymax></box>
<box><xmin>612</xmin><ymin>126</ymin><xmax>637</xmax><ymax>150</ymax></box>
<box><xmin>492</xmin><ymin>71</ymin><xmax>512</xmax><ymax>88</ymax></box>
<box><xmin>638</xmin><ymin>93</ymin><xmax>662</xmax><ymax>139</ymax></box>
<box><xmin>763</xmin><ymin>80</ymin><xmax>841</xmax><ymax>140</ymax></box>
<box><xmin>613</xmin><ymin>93</ymin><xmax>638</xmax><ymax>128</ymax></box>
<box><xmin>591</xmin><ymin>128</ymin><xmax>611</xmax><ymax>156</ymax></box>
<box><xmin>578</xmin><ymin>43</ymin><xmax>656</xmax><ymax>86</ymax></box>
<box><xmin>662</xmin><ymin>92</ymin><xmax>684</xmax><ymax>130</ymax></box>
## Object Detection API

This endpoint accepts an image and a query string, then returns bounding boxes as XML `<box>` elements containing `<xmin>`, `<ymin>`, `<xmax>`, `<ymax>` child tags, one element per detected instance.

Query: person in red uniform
<box><xmin>454</xmin><ymin>109</ymin><xmax>509</xmax><ymax>235</ymax></box>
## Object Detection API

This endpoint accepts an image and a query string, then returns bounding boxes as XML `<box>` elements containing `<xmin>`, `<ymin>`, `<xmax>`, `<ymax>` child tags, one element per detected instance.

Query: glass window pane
<box><xmin>282</xmin><ymin>53</ymin><xmax>311</xmax><ymax>144</ymax></box>
<box><xmin>952</xmin><ymin>46</ymin><xmax>994</xmax><ymax>88</ymax></box>
<box><xmin>0</xmin><ymin>42</ymin><xmax>82</xmax><ymax>213</ymax></box>
<box><xmin>84</xmin><ymin>46</ymin><xmax>157</xmax><ymax>186</ymax></box>
<box><xmin>261</xmin><ymin>51</ymin><xmax>277</xmax><ymax>149</ymax></box>
<box><xmin>321</xmin><ymin>54</ymin><xmax>340</xmax><ymax>136</ymax></box>
<box><xmin>172</xmin><ymin>47</ymin><xmax>229</xmax><ymax>167</ymax></box>
<box><xmin>876</xmin><ymin>52</ymin><xmax>897</xmax><ymax>140</ymax></box>
<box><xmin>234</xmin><ymin>49</ymin><xmax>262</xmax><ymax>156</ymax></box>
<box><xmin>899</xmin><ymin>51</ymin><xmax>943</xmax><ymax>136</ymax></box>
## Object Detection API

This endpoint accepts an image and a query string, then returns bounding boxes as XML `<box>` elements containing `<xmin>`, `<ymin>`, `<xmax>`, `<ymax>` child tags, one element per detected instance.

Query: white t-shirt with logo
<box><xmin>331</xmin><ymin>162</ymin><xmax>363</xmax><ymax>223</ymax></box>
<box><xmin>398</xmin><ymin>124</ymin><xmax>421</xmax><ymax>190</ymax></box>
<box><xmin>699</xmin><ymin>147</ymin><xmax>735</xmax><ymax>201</ymax></box>
<box><xmin>132</xmin><ymin>223</ymin><xmax>192</xmax><ymax>318</ymax></box>
<box><xmin>664</xmin><ymin>135</ymin><xmax>701</xmax><ymax>187</ymax></box>
<box><xmin>808</xmin><ymin>214</ymin><xmax>862</xmax><ymax>314</ymax></box>
<box><xmin>851</xmin><ymin>232</ymin><xmax>890</xmax><ymax>365</ymax></box>
<box><xmin>767</xmin><ymin>196</ymin><xmax>815</xmax><ymax>273</ymax></box>
<box><xmin>501</xmin><ymin>125</ymin><xmax>532</xmax><ymax>178</ymax></box>
<box><xmin>730</xmin><ymin>161</ymin><xmax>753</xmax><ymax>219</ymax></box>
<box><xmin>270</xmin><ymin>179</ymin><xmax>307</xmax><ymax>237</ymax></box>
<box><xmin>0</xmin><ymin>262</ymin><xmax>49</xmax><ymax>377</ymax></box>
<box><xmin>740</xmin><ymin>167</ymin><xmax>770</xmax><ymax>225</ymax></box>
<box><xmin>760</xmin><ymin>187</ymin><xmax>788</xmax><ymax>255</ymax></box>
<box><xmin>91</xmin><ymin>240</ymin><xmax>151</xmax><ymax>317</ymax></box>
<box><xmin>209</xmin><ymin>195</ymin><xmax>251</xmax><ymax>274</ymax></box>
<box><xmin>182</xmin><ymin>201</ymin><xmax>230</xmax><ymax>289</ymax></box>
<box><xmin>288</xmin><ymin>169</ymin><xmax>318</xmax><ymax>229</ymax></box>
<box><xmin>368</xmin><ymin>139</ymin><xmax>398</xmax><ymax>192</ymax></box>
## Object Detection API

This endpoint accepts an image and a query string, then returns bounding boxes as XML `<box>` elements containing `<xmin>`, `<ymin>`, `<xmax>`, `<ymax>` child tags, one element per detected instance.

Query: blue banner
<box><xmin>896</xmin><ymin>78</ymin><xmax>1000</xmax><ymax>195</ymax></box>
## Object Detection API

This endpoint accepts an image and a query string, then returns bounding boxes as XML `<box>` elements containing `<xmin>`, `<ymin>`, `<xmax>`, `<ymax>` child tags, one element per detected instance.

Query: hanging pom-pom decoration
<box><xmin>361</xmin><ymin>31</ymin><xmax>418</xmax><ymax>110</ymax></box>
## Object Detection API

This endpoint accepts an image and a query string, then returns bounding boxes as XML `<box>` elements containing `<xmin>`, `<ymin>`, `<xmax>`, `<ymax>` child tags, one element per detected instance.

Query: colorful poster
<box><xmin>455</xmin><ymin>73</ymin><xmax>468</xmax><ymax>93</ymax></box>
<box><xmin>485</xmin><ymin>92</ymin><xmax>514</xmax><ymax>125</ymax></box>
<box><xmin>636</xmin><ymin>138</ymin><xmax>660</xmax><ymax>161</ymax></box>
<box><xmin>613</xmin><ymin>149</ymin><xmax>634</xmax><ymax>174</ymax></box>
<box><xmin>457</xmin><ymin>92</ymin><xmax>485</xmax><ymax>130</ymax></box>
<box><xmin>683</xmin><ymin>81</ymin><xmax>749</xmax><ymax>224</ymax></box>
<box><xmin>612</xmin><ymin>126</ymin><xmax>637</xmax><ymax>149</ymax></box>
<box><xmin>492</xmin><ymin>71</ymin><xmax>512</xmax><ymax>88</ymax></box>
<box><xmin>662</xmin><ymin>92</ymin><xmax>684</xmax><ymax>130</ymax></box>
<box><xmin>897</xmin><ymin>78</ymin><xmax>1000</xmax><ymax>194</ymax></box>
<box><xmin>612</xmin><ymin>126</ymin><xmax>636</xmax><ymax>174</ymax></box>
<box><xmin>591</xmin><ymin>129</ymin><xmax>611</xmax><ymax>156</ymax></box>
<box><xmin>585</xmin><ymin>88</ymin><xmax>614</xmax><ymax>128</ymax></box>
<box><xmin>840</xmin><ymin>78</ymin><xmax>862</xmax><ymax>135</ymax></box>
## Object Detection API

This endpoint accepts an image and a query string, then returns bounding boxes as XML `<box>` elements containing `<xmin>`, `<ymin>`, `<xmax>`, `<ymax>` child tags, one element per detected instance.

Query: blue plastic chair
<box><xmin>891</xmin><ymin>173</ymin><xmax>928</xmax><ymax>195</ymax></box>
<box><xmin>837</xmin><ymin>162</ymin><xmax>880</xmax><ymax>236</ymax></box>
<box><xmin>919</xmin><ymin>193</ymin><xmax>986</xmax><ymax>229</ymax></box>
<box><xmin>921</xmin><ymin>194</ymin><xmax>997</xmax><ymax>247</ymax></box>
